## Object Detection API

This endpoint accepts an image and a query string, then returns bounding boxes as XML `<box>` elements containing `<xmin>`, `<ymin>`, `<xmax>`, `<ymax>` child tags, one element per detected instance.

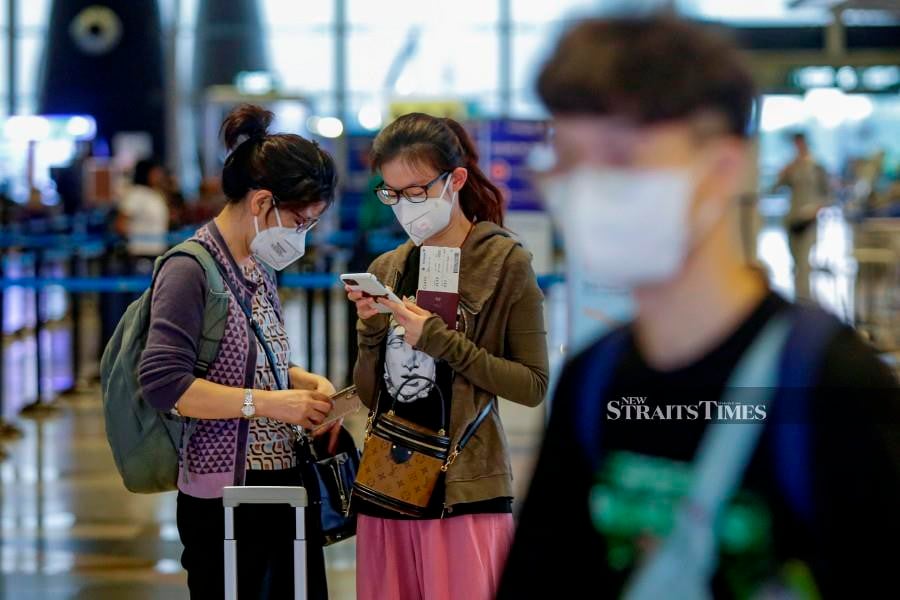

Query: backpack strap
<box><xmin>575</xmin><ymin>326</ymin><xmax>631</xmax><ymax>473</ymax></box>
<box><xmin>770</xmin><ymin>304</ymin><xmax>843</xmax><ymax>523</ymax></box>
<box><xmin>624</xmin><ymin>315</ymin><xmax>794</xmax><ymax>600</ymax></box>
<box><xmin>153</xmin><ymin>240</ymin><xmax>228</xmax><ymax>378</ymax></box>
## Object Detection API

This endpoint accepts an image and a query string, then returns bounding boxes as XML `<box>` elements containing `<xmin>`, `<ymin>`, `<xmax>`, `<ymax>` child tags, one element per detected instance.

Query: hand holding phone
<box><xmin>341</xmin><ymin>273</ymin><xmax>401</xmax><ymax>314</ymax></box>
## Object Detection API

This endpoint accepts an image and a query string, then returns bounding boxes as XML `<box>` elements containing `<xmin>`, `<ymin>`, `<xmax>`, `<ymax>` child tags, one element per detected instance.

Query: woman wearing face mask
<box><xmin>139</xmin><ymin>104</ymin><xmax>338</xmax><ymax>600</ymax></box>
<box><xmin>347</xmin><ymin>113</ymin><xmax>550</xmax><ymax>600</ymax></box>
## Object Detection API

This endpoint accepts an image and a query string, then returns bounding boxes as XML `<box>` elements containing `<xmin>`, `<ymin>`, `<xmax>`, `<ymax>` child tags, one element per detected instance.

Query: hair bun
<box><xmin>220</xmin><ymin>104</ymin><xmax>274</xmax><ymax>152</ymax></box>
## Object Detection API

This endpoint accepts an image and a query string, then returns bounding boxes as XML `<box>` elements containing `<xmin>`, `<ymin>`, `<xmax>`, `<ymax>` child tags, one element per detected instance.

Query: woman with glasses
<box><xmin>346</xmin><ymin>113</ymin><xmax>550</xmax><ymax>600</ymax></box>
<box><xmin>139</xmin><ymin>104</ymin><xmax>339</xmax><ymax>599</ymax></box>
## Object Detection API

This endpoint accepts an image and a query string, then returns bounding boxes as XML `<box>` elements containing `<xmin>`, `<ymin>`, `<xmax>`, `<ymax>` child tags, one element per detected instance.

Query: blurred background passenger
<box><xmin>115</xmin><ymin>157</ymin><xmax>170</xmax><ymax>270</ymax></box>
<box><xmin>772</xmin><ymin>132</ymin><xmax>831</xmax><ymax>302</ymax></box>
<box><xmin>500</xmin><ymin>15</ymin><xmax>899</xmax><ymax>600</ymax></box>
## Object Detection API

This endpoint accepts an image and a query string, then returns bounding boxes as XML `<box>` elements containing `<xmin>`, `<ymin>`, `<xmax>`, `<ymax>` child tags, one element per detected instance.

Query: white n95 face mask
<box><xmin>542</xmin><ymin>167</ymin><xmax>695</xmax><ymax>289</ymax></box>
<box><xmin>250</xmin><ymin>206</ymin><xmax>307</xmax><ymax>271</ymax></box>
<box><xmin>392</xmin><ymin>176</ymin><xmax>455</xmax><ymax>246</ymax></box>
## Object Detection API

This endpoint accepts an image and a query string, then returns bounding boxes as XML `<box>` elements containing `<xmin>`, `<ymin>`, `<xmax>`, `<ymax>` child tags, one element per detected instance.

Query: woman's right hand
<box><xmin>263</xmin><ymin>390</ymin><xmax>333</xmax><ymax>429</ymax></box>
<box><xmin>346</xmin><ymin>285</ymin><xmax>381</xmax><ymax>320</ymax></box>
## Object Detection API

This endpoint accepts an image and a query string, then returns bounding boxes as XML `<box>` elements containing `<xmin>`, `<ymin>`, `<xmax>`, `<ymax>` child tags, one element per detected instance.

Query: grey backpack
<box><xmin>100</xmin><ymin>241</ymin><xmax>229</xmax><ymax>493</ymax></box>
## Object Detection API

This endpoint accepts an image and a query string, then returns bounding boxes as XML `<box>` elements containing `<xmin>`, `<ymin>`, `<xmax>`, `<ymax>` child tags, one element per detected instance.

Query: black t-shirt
<box><xmin>355</xmin><ymin>247</ymin><xmax>513</xmax><ymax>519</ymax></box>
<box><xmin>499</xmin><ymin>292</ymin><xmax>900</xmax><ymax>599</ymax></box>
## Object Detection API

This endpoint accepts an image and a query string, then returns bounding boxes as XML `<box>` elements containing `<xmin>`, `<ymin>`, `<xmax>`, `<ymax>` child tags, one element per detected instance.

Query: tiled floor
<box><xmin>0</xmin><ymin>392</ymin><xmax>188</xmax><ymax>599</ymax></box>
<box><xmin>0</xmin><ymin>389</ymin><xmax>543</xmax><ymax>599</ymax></box>
<box><xmin>0</xmin><ymin>213</ymin><xmax>894</xmax><ymax>598</ymax></box>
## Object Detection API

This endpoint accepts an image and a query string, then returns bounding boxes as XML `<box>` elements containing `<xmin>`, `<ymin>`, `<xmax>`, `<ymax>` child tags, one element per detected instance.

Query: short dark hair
<box><xmin>220</xmin><ymin>104</ymin><xmax>338</xmax><ymax>209</ymax></box>
<box><xmin>537</xmin><ymin>16</ymin><xmax>756</xmax><ymax>138</ymax></box>
<box><xmin>133</xmin><ymin>158</ymin><xmax>162</xmax><ymax>187</ymax></box>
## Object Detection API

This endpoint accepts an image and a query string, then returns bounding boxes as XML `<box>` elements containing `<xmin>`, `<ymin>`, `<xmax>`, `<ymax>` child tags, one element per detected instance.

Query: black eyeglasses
<box><xmin>374</xmin><ymin>172</ymin><xmax>450</xmax><ymax>206</ymax></box>
<box><xmin>271</xmin><ymin>194</ymin><xmax>319</xmax><ymax>233</ymax></box>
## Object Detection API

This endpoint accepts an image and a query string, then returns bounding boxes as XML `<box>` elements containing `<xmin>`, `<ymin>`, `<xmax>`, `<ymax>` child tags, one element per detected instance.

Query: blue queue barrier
<box><xmin>0</xmin><ymin>273</ymin><xmax>565</xmax><ymax>292</ymax></box>
<box><xmin>0</xmin><ymin>270</ymin><xmax>566</xmax><ymax>420</ymax></box>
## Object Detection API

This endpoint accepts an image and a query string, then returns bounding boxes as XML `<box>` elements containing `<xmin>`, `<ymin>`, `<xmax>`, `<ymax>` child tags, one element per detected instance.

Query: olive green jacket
<box><xmin>354</xmin><ymin>222</ymin><xmax>550</xmax><ymax>510</ymax></box>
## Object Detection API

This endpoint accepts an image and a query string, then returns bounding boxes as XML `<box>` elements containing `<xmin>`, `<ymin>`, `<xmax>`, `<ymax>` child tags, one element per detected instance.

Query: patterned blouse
<box><xmin>243</xmin><ymin>262</ymin><xmax>297</xmax><ymax>471</ymax></box>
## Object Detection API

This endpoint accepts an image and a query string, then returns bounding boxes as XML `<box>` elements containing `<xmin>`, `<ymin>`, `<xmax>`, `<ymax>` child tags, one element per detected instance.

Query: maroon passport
<box><xmin>416</xmin><ymin>290</ymin><xmax>459</xmax><ymax>330</ymax></box>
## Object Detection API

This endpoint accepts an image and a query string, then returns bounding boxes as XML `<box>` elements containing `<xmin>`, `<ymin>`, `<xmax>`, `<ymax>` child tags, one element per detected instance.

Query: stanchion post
<box><xmin>0</xmin><ymin>250</ymin><xmax>23</xmax><ymax>441</ymax></box>
<box><xmin>305</xmin><ymin>288</ymin><xmax>315</xmax><ymax>375</ymax></box>
<box><xmin>0</xmin><ymin>248</ymin><xmax>23</xmax><ymax>447</ymax></box>
<box><xmin>62</xmin><ymin>249</ymin><xmax>83</xmax><ymax>395</ymax></box>
<box><xmin>323</xmin><ymin>287</ymin><xmax>332</xmax><ymax>384</ymax></box>
<box><xmin>20</xmin><ymin>248</ymin><xmax>60</xmax><ymax>418</ymax></box>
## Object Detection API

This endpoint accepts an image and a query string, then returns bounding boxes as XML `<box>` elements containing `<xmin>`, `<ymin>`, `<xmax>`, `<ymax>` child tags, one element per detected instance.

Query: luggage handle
<box><xmin>223</xmin><ymin>486</ymin><xmax>308</xmax><ymax>600</ymax></box>
<box><xmin>223</xmin><ymin>485</ymin><xmax>308</xmax><ymax>508</ymax></box>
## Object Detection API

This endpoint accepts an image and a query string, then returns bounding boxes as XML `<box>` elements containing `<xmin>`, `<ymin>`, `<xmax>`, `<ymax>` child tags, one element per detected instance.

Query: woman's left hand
<box><xmin>312</xmin><ymin>417</ymin><xmax>343</xmax><ymax>455</ymax></box>
<box><xmin>376</xmin><ymin>297</ymin><xmax>434</xmax><ymax>347</ymax></box>
<box><xmin>312</xmin><ymin>375</ymin><xmax>336</xmax><ymax>397</ymax></box>
<box><xmin>289</xmin><ymin>367</ymin><xmax>336</xmax><ymax>396</ymax></box>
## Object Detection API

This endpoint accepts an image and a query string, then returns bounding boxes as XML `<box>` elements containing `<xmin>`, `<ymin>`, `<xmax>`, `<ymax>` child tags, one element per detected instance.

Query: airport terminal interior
<box><xmin>1</xmin><ymin>0</ymin><xmax>900</xmax><ymax>598</ymax></box>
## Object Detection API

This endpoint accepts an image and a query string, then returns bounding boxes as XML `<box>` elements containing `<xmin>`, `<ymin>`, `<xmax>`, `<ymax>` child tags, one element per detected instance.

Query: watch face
<box><xmin>241</xmin><ymin>404</ymin><xmax>255</xmax><ymax>418</ymax></box>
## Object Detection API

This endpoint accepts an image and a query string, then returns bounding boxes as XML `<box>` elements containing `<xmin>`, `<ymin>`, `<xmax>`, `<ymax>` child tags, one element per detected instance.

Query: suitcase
<box><xmin>223</xmin><ymin>486</ymin><xmax>308</xmax><ymax>600</ymax></box>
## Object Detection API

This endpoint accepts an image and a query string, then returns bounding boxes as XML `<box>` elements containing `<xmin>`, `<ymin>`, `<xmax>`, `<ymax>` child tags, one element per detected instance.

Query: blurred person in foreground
<box><xmin>772</xmin><ymin>132</ymin><xmax>830</xmax><ymax>303</ymax></box>
<box><xmin>499</xmin><ymin>16</ymin><xmax>899</xmax><ymax>600</ymax></box>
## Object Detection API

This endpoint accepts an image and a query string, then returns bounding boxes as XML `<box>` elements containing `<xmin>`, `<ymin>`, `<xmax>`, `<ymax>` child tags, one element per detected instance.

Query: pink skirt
<box><xmin>356</xmin><ymin>513</ymin><xmax>515</xmax><ymax>600</ymax></box>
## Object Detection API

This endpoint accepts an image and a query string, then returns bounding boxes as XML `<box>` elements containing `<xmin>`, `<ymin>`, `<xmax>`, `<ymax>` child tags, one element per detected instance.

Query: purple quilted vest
<box><xmin>178</xmin><ymin>222</ymin><xmax>282</xmax><ymax>499</ymax></box>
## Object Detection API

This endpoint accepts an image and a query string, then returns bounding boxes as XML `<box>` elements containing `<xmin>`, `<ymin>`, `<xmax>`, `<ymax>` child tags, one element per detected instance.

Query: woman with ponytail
<box><xmin>346</xmin><ymin>113</ymin><xmax>550</xmax><ymax>599</ymax></box>
<box><xmin>140</xmin><ymin>104</ymin><xmax>338</xmax><ymax>599</ymax></box>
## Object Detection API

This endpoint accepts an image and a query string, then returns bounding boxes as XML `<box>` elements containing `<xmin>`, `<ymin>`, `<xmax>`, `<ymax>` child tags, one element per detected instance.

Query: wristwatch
<box><xmin>241</xmin><ymin>388</ymin><xmax>256</xmax><ymax>419</ymax></box>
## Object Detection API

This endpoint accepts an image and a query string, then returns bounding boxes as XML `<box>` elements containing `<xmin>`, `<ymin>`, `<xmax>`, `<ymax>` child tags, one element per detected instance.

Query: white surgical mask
<box><xmin>542</xmin><ymin>167</ymin><xmax>695</xmax><ymax>289</ymax></box>
<box><xmin>392</xmin><ymin>175</ymin><xmax>455</xmax><ymax>246</ymax></box>
<box><xmin>250</xmin><ymin>206</ymin><xmax>307</xmax><ymax>271</ymax></box>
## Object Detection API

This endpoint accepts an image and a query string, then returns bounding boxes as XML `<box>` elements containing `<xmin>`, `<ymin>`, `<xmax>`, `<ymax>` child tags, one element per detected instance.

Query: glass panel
<box><xmin>157</xmin><ymin>0</ymin><xmax>177</xmax><ymax>28</ymax></box>
<box><xmin>841</xmin><ymin>10</ymin><xmax>900</xmax><ymax>26</ymax></box>
<box><xmin>758</xmin><ymin>93</ymin><xmax>900</xmax><ymax>187</ymax></box>
<box><xmin>18</xmin><ymin>0</ymin><xmax>51</xmax><ymax>29</ymax></box>
<box><xmin>348</xmin><ymin>0</ymin><xmax>499</xmax><ymax>28</ymax></box>
<box><xmin>268</xmin><ymin>31</ymin><xmax>333</xmax><ymax>95</ymax></box>
<box><xmin>15</xmin><ymin>95</ymin><xmax>36</xmax><ymax>115</ymax></box>
<box><xmin>0</xmin><ymin>32</ymin><xmax>7</xmax><ymax>100</ymax></box>
<box><xmin>679</xmin><ymin>0</ymin><xmax>829</xmax><ymax>25</ymax></box>
<box><xmin>179</xmin><ymin>0</ymin><xmax>200</xmax><ymax>29</ymax></box>
<box><xmin>16</xmin><ymin>34</ymin><xmax>43</xmax><ymax>102</ymax></box>
<box><xmin>347</xmin><ymin>31</ymin><xmax>403</xmax><ymax>94</ymax></box>
<box><xmin>511</xmin><ymin>0</ymin><xmax>601</xmax><ymax>24</ymax></box>
<box><xmin>510</xmin><ymin>93</ymin><xmax>548</xmax><ymax>120</ymax></box>
<box><xmin>511</xmin><ymin>28</ymin><xmax>560</xmax><ymax>96</ymax></box>
<box><xmin>349</xmin><ymin>27</ymin><xmax>498</xmax><ymax>97</ymax></box>
<box><xmin>262</xmin><ymin>0</ymin><xmax>334</xmax><ymax>27</ymax></box>
<box><xmin>176</xmin><ymin>31</ymin><xmax>196</xmax><ymax>85</ymax></box>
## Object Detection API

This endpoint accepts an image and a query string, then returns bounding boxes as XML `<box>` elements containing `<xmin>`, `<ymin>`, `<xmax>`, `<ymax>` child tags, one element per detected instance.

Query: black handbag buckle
<box><xmin>390</xmin><ymin>444</ymin><xmax>414</xmax><ymax>464</ymax></box>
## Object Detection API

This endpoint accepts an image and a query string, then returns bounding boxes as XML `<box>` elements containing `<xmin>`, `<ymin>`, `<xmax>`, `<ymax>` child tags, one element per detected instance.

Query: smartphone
<box><xmin>341</xmin><ymin>272</ymin><xmax>401</xmax><ymax>313</ymax></box>
<box><xmin>312</xmin><ymin>385</ymin><xmax>362</xmax><ymax>433</ymax></box>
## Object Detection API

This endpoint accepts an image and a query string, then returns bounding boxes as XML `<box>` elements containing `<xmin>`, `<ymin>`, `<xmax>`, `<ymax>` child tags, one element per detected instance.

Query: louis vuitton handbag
<box><xmin>353</xmin><ymin>376</ymin><xmax>493</xmax><ymax>517</ymax></box>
